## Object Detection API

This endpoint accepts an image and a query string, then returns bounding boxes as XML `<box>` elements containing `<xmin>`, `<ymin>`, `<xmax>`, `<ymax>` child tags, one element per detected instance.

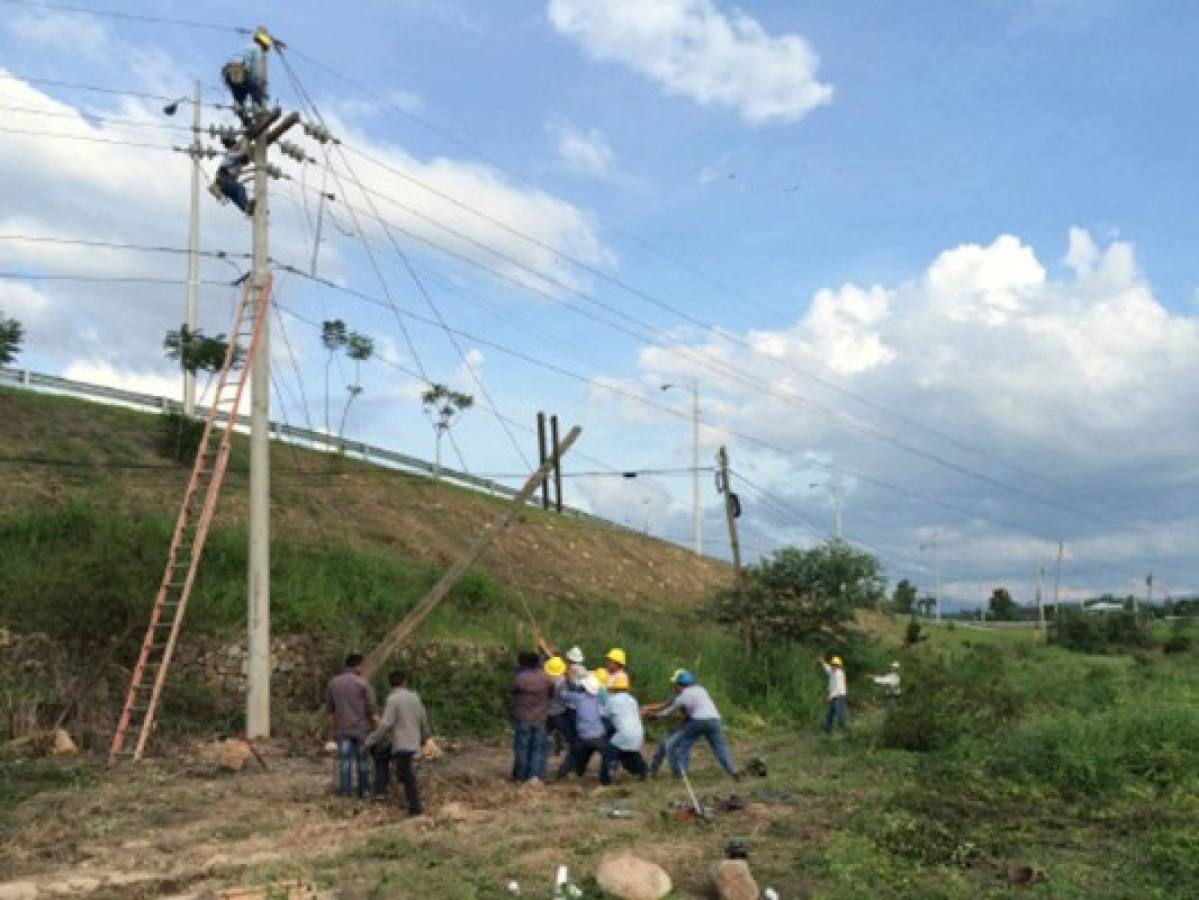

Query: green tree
<box><xmin>320</xmin><ymin>319</ymin><xmax>349</xmax><ymax>434</ymax></box>
<box><xmin>988</xmin><ymin>587</ymin><xmax>1019</xmax><ymax>621</ymax></box>
<box><xmin>162</xmin><ymin>324</ymin><xmax>234</xmax><ymax>376</ymax></box>
<box><xmin>892</xmin><ymin>578</ymin><xmax>918</xmax><ymax>615</ymax></box>
<box><xmin>0</xmin><ymin>311</ymin><xmax>23</xmax><ymax>365</ymax></box>
<box><xmin>337</xmin><ymin>331</ymin><xmax>375</xmax><ymax>439</ymax></box>
<box><xmin>916</xmin><ymin>594</ymin><xmax>937</xmax><ymax>617</ymax></box>
<box><xmin>709</xmin><ymin>540</ymin><xmax>884</xmax><ymax>650</ymax></box>
<box><xmin>421</xmin><ymin>383</ymin><xmax>475</xmax><ymax>477</ymax></box>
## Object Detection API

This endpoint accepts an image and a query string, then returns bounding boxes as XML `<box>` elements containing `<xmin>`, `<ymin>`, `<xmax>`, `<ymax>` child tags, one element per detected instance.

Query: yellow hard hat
<box><xmin>608</xmin><ymin>671</ymin><xmax>630</xmax><ymax>692</ymax></box>
<box><xmin>592</xmin><ymin>668</ymin><xmax>610</xmax><ymax>686</ymax></box>
<box><xmin>252</xmin><ymin>27</ymin><xmax>272</xmax><ymax>50</ymax></box>
<box><xmin>544</xmin><ymin>656</ymin><xmax>566</xmax><ymax>678</ymax></box>
<box><xmin>670</xmin><ymin>667</ymin><xmax>686</xmax><ymax>683</ymax></box>
<box><xmin>830</xmin><ymin>656</ymin><xmax>843</xmax><ymax>667</ymax></box>
<box><xmin>606</xmin><ymin>647</ymin><xmax>627</xmax><ymax>666</ymax></box>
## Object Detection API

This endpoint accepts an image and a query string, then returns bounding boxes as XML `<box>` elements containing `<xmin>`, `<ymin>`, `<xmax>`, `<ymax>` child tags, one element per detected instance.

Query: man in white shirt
<box><xmin>820</xmin><ymin>656</ymin><xmax>849</xmax><ymax>734</ymax></box>
<box><xmin>872</xmin><ymin>661</ymin><xmax>901</xmax><ymax>698</ymax></box>
<box><xmin>599</xmin><ymin>672</ymin><xmax>647</xmax><ymax>785</ymax></box>
<box><xmin>652</xmin><ymin>670</ymin><xmax>738</xmax><ymax>777</ymax></box>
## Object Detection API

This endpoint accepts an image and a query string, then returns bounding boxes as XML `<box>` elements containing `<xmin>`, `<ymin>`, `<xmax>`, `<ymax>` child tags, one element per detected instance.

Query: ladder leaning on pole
<box><xmin>109</xmin><ymin>277</ymin><xmax>271</xmax><ymax>763</ymax></box>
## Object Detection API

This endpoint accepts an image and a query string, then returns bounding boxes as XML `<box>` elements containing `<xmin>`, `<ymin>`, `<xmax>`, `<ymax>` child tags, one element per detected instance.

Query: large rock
<box><xmin>712</xmin><ymin>859</ymin><xmax>759</xmax><ymax>900</ymax></box>
<box><xmin>595</xmin><ymin>853</ymin><xmax>672</xmax><ymax>900</ymax></box>
<box><xmin>50</xmin><ymin>728</ymin><xmax>78</xmax><ymax>756</ymax></box>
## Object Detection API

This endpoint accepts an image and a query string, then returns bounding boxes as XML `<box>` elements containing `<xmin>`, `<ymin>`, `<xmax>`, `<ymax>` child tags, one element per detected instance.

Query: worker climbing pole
<box><xmin>112</xmin><ymin>25</ymin><xmax>316</xmax><ymax>760</ymax></box>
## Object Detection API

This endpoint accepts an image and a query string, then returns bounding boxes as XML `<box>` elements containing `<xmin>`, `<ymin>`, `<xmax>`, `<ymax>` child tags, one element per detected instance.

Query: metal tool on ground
<box><xmin>110</xmin><ymin>278</ymin><xmax>270</xmax><ymax>764</ymax></box>
<box><xmin>680</xmin><ymin>768</ymin><xmax>712</xmax><ymax>823</ymax></box>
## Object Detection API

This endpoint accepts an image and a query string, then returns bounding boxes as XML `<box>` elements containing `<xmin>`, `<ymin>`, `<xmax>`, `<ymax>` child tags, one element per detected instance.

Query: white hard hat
<box><xmin>581</xmin><ymin>674</ymin><xmax>601</xmax><ymax>696</ymax></box>
<box><xmin>566</xmin><ymin>646</ymin><xmax>585</xmax><ymax>664</ymax></box>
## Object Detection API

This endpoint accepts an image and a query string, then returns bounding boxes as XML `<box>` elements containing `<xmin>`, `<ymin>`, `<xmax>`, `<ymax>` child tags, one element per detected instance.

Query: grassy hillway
<box><xmin>2</xmin><ymin>386</ymin><xmax>1199</xmax><ymax>898</ymax></box>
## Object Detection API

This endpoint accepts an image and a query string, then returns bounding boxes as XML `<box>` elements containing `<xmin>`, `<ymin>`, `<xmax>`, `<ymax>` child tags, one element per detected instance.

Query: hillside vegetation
<box><xmin>2</xmin><ymin>387</ymin><xmax>1198</xmax><ymax>897</ymax></box>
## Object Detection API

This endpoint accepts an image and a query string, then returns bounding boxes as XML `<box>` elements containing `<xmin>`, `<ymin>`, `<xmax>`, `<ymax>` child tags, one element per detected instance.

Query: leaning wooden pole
<box><xmin>360</xmin><ymin>426</ymin><xmax>582</xmax><ymax>678</ymax></box>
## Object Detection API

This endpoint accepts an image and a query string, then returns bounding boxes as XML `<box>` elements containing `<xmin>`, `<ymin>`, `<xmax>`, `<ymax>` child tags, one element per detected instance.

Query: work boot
<box><xmin>208</xmin><ymin>181</ymin><xmax>224</xmax><ymax>202</ymax></box>
<box><xmin>245</xmin><ymin>197</ymin><xmax>256</xmax><ymax>217</ymax></box>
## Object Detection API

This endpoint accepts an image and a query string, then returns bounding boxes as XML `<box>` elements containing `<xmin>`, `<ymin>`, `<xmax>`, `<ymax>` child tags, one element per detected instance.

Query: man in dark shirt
<box><xmin>511</xmin><ymin>651</ymin><xmax>553</xmax><ymax>783</ymax></box>
<box><xmin>327</xmin><ymin>653</ymin><xmax>376</xmax><ymax>799</ymax></box>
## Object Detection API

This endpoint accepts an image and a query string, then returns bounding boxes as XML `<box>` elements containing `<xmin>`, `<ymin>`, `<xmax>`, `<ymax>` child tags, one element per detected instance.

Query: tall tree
<box><xmin>320</xmin><ymin>319</ymin><xmax>348</xmax><ymax>434</ymax></box>
<box><xmin>988</xmin><ymin>587</ymin><xmax>1019</xmax><ymax>621</ymax></box>
<box><xmin>337</xmin><ymin>331</ymin><xmax>375</xmax><ymax>439</ymax></box>
<box><xmin>1</xmin><ymin>311</ymin><xmax>25</xmax><ymax>365</ymax></box>
<box><xmin>421</xmin><ymin>383</ymin><xmax>475</xmax><ymax>477</ymax></box>
<box><xmin>892</xmin><ymin>578</ymin><xmax>918</xmax><ymax>615</ymax></box>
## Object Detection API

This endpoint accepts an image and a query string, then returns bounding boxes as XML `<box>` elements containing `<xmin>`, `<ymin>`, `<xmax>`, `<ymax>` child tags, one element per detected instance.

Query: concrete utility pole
<box><xmin>1036</xmin><ymin>564</ymin><xmax>1046</xmax><ymax>636</ymax></box>
<box><xmin>183</xmin><ymin>79</ymin><xmax>202</xmax><ymax>417</ymax></box>
<box><xmin>1145</xmin><ymin>573</ymin><xmax>1153</xmax><ymax>614</ymax></box>
<box><xmin>920</xmin><ymin>533</ymin><xmax>941</xmax><ymax>622</ymax></box>
<box><xmin>243</xmin><ymin>33</ymin><xmax>299</xmax><ymax>739</ymax></box>
<box><xmin>717</xmin><ymin>445</ymin><xmax>743</xmax><ymax>585</ymax></box>
<box><xmin>1053</xmin><ymin>540</ymin><xmax>1063</xmax><ymax>619</ymax></box>
<box><xmin>691</xmin><ymin>379</ymin><xmax>701</xmax><ymax>556</ymax></box>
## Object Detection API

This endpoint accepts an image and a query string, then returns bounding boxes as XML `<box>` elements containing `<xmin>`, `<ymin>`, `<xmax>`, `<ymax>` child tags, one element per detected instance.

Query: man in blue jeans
<box><xmin>327</xmin><ymin>653</ymin><xmax>377</xmax><ymax>798</ymax></box>
<box><xmin>512</xmin><ymin>651</ymin><xmax>553</xmax><ymax>783</ymax></box>
<box><xmin>652</xmin><ymin>669</ymin><xmax>738</xmax><ymax>778</ymax></box>
<box><xmin>821</xmin><ymin>655</ymin><xmax>849</xmax><ymax>733</ymax></box>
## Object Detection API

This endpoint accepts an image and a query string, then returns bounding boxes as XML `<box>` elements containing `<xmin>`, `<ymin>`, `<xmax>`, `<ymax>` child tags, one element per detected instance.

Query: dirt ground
<box><xmin>0</xmin><ymin>735</ymin><xmax>812</xmax><ymax>899</ymax></box>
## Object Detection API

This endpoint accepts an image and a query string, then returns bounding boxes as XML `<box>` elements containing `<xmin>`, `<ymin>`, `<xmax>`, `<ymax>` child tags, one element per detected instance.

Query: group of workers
<box><xmin>512</xmin><ymin>643</ymin><xmax>739</xmax><ymax>787</ymax></box>
<box><xmin>325</xmin><ymin>647</ymin><xmax>904</xmax><ymax>812</ymax></box>
<box><xmin>209</xmin><ymin>28</ymin><xmax>274</xmax><ymax>216</ymax></box>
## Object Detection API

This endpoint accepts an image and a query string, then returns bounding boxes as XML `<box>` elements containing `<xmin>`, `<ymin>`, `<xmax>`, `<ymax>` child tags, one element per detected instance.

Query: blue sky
<box><xmin>2</xmin><ymin>0</ymin><xmax>1198</xmax><ymax>609</ymax></box>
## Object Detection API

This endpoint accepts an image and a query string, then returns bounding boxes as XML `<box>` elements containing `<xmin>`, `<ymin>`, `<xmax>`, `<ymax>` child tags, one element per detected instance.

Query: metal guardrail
<box><xmin>0</xmin><ymin>366</ymin><xmax>635</xmax><ymax>534</ymax></box>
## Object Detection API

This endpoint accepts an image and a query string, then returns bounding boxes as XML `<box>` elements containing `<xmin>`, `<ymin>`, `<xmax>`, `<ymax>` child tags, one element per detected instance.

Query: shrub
<box><xmin>1049</xmin><ymin>609</ymin><xmax>1151</xmax><ymax>654</ymax></box>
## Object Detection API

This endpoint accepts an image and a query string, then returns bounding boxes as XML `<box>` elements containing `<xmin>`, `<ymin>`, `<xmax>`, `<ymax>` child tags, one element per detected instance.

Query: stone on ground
<box><xmin>199</xmin><ymin>738</ymin><xmax>252</xmax><ymax>771</ymax></box>
<box><xmin>712</xmin><ymin>859</ymin><xmax>759</xmax><ymax>900</ymax></box>
<box><xmin>595</xmin><ymin>852</ymin><xmax>672</xmax><ymax>900</ymax></box>
<box><xmin>50</xmin><ymin>728</ymin><xmax>78</xmax><ymax>756</ymax></box>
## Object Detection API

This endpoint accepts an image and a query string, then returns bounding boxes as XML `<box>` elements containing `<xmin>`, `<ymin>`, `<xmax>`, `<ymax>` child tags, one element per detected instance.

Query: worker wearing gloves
<box><xmin>221</xmin><ymin>27</ymin><xmax>272</xmax><ymax>121</ymax></box>
<box><xmin>544</xmin><ymin>656</ymin><xmax>570</xmax><ymax>757</ymax></box>
<box><xmin>645</xmin><ymin>668</ymin><xmax>689</xmax><ymax>777</ymax></box>
<box><xmin>820</xmin><ymin>656</ymin><xmax>849</xmax><ymax>733</ymax></box>
<box><xmin>556</xmin><ymin>673</ymin><xmax>607</xmax><ymax>779</ymax></box>
<box><xmin>209</xmin><ymin>137</ymin><xmax>254</xmax><ymax>216</ymax></box>
<box><xmin>365</xmin><ymin>670</ymin><xmax>430</xmax><ymax>816</ymax></box>
<box><xmin>599</xmin><ymin>672</ymin><xmax>647</xmax><ymax>785</ymax></box>
<box><xmin>872</xmin><ymin>661</ymin><xmax>902</xmax><ymax>699</ymax></box>
<box><xmin>653</xmin><ymin>670</ymin><xmax>738</xmax><ymax>778</ymax></box>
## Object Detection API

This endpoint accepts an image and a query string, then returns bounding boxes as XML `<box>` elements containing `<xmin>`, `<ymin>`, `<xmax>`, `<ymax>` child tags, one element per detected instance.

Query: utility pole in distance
<box><xmin>183</xmin><ymin>79</ymin><xmax>202</xmax><ymax>417</ymax></box>
<box><xmin>1053</xmin><ymin>540</ymin><xmax>1063</xmax><ymax>620</ymax></box>
<box><xmin>243</xmin><ymin>31</ymin><xmax>299</xmax><ymax>740</ymax></box>
<box><xmin>716</xmin><ymin>446</ymin><xmax>742</xmax><ymax>585</ymax></box>
<box><xmin>1036</xmin><ymin>564</ymin><xmax>1046</xmax><ymax>637</ymax></box>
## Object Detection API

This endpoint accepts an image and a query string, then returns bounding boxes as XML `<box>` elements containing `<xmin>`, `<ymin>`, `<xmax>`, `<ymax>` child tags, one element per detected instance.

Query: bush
<box><xmin>157</xmin><ymin>411</ymin><xmax>206</xmax><ymax>464</ymax></box>
<box><xmin>1049</xmin><ymin>609</ymin><xmax>1151</xmax><ymax>654</ymax></box>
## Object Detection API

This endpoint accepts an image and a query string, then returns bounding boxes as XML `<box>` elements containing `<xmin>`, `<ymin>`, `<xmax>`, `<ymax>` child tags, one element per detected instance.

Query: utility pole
<box><xmin>1036</xmin><ymin>564</ymin><xmax>1046</xmax><ymax>636</ymax></box>
<box><xmin>920</xmin><ymin>532</ymin><xmax>941</xmax><ymax>622</ymax></box>
<box><xmin>1053</xmin><ymin>540</ymin><xmax>1063</xmax><ymax>620</ymax></box>
<box><xmin>1145</xmin><ymin>573</ymin><xmax>1153</xmax><ymax>615</ymax></box>
<box><xmin>183</xmin><ymin>79</ymin><xmax>202</xmax><ymax>417</ymax></box>
<box><xmin>691</xmin><ymin>379</ymin><xmax>701</xmax><ymax>556</ymax></box>
<box><xmin>716</xmin><ymin>446</ymin><xmax>742</xmax><ymax>585</ymax></box>
<box><xmin>243</xmin><ymin>31</ymin><xmax>299</xmax><ymax>740</ymax></box>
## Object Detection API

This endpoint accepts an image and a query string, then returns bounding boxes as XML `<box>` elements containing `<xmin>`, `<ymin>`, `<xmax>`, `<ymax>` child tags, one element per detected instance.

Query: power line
<box><xmin>0</xmin><ymin>102</ymin><xmax>197</xmax><ymax>133</ymax></box>
<box><xmin>286</xmin><ymin>174</ymin><xmax>1144</xmax><ymax>535</ymax></box>
<box><xmin>0</xmin><ymin>73</ymin><xmax>227</xmax><ymax>108</ymax></box>
<box><xmin>0</xmin><ymin>271</ymin><xmax>234</xmax><ymax>286</ymax></box>
<box><xmin>0</xmin><ymin>124</ymin><xmax>178</xmax><ymax>151</ymax></box>
<box><xmin>276</xmin><ymin>48</ymin><xmax>531</xmax><ymax>471</ymax></box>
<box><xmin>285</xmin><ymin>45</ymin><xmax>1124</xmax><ymax>522</ymax></box>
<box><xmin>0</xmin><ymin>0</ymin><xmax>246</xmax><ymax>34</ymax></box>
<box><xmin>0</xmin><ymin>234</ymin><xmax>251</xmax><ymax>264</ymax></box>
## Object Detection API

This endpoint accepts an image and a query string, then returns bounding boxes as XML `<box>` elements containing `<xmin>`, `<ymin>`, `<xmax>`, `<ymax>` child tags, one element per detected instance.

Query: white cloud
<box><xmin>5</xmin><ymin>11</ymin><xmax>110</xmax><ymax>61</ymax></box>
<box><xmin>590</xmin><ymin>229</ymin><xmax>1199</xmax><ymax>597</ymax></box>
<box><xmin>552</xmin><ymin>123</ymin><xmax>614</xmax><ymax>177</ymax></box>
<box><xmin>547</xmin><ymin>0</ymin><xmax>833</xmax><ymax>125</ymax></box>
<box><xmin>61</xmin><ymin>360</ymin><xmax>182</xmax><ymax>401</ymax></box>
